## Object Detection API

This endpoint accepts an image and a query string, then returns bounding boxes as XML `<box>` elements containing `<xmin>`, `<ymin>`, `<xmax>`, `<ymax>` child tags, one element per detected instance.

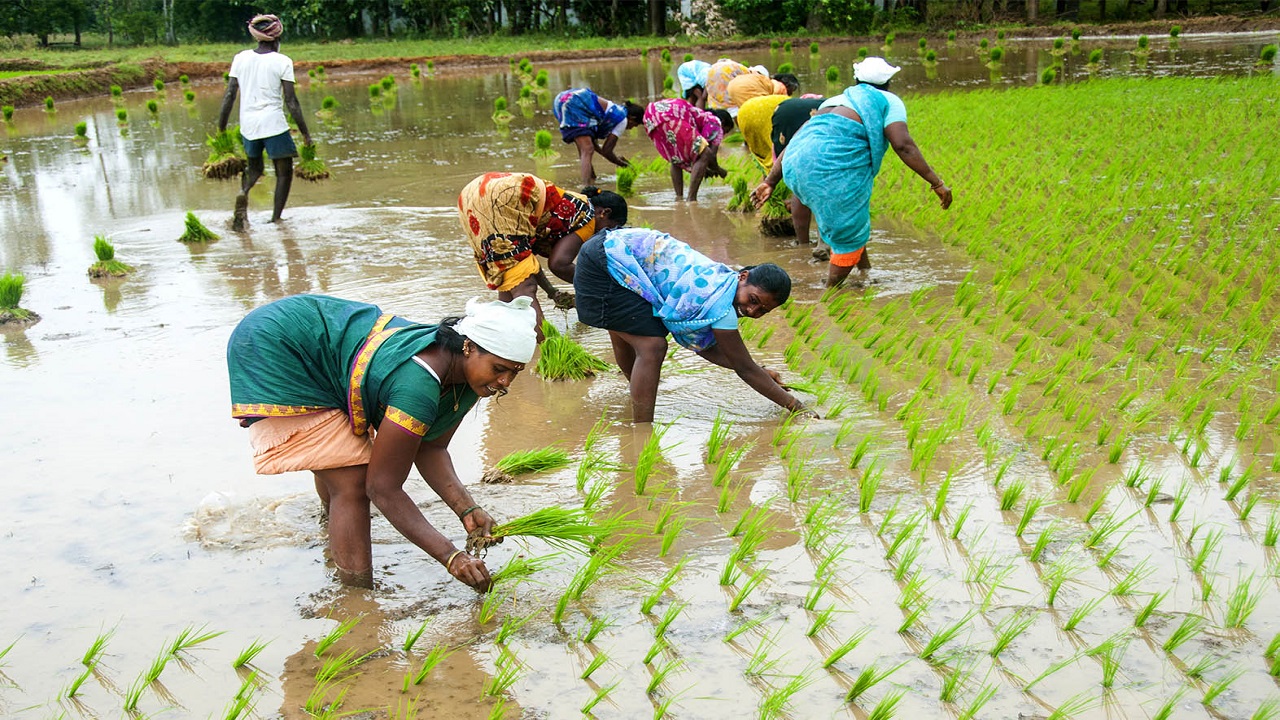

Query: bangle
<box><xmin>446</xmin><ymin>549</ymin><xmax>465</xmax><ymax>571</ymax></box>
<box><xmin>930</xmin><ymin>178</ymin><xmax>945</xmax><ymax>189</ymax></box>
<box><xmin>459</xmin><ymin>505</ymin><xmax>482</xmax><ymax>519</ymax></box>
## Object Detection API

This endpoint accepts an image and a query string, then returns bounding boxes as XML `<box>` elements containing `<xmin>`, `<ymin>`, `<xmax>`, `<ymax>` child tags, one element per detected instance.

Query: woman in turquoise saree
<box><xmin>227</xmin><ymin>294</ymin><xmax>537</xmax><ymax>589</ymax></box>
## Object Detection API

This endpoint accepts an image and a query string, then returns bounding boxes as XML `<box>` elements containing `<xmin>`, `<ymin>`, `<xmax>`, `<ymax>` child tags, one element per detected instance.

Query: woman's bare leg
<box><xmin>614</xmin><ymin>332</ymin><xmax>667</xmax><ymax>423</ymax></box>
<box><xmin>609</xmin><ymin>331</ymin><xmax>637</xmax><ymax>379</ymax></box>
<box><xmin>313</xmin><ymin>465</ymin><xmax>373</xmax><ymax>588</ymax></box>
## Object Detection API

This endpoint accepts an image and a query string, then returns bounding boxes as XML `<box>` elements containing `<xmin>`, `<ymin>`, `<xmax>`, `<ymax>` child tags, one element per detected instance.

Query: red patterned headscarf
<box><xmin>248</xmin><ymin>14</ymin><xmax>283</xmax><ymax>42</ymax></box>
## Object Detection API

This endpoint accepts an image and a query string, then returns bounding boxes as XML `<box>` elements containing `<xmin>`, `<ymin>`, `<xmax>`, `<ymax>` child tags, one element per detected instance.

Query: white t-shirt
<box><xmin>229</xmin><ymin>49</ymin><xmax>296</xmax><ymax>140</ymax></box>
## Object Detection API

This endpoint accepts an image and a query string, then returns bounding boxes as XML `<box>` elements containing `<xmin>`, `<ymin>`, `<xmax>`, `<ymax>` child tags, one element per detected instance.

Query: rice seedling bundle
<box><xmin>202</xmin><ymin>128</ymin><xmax>246</xmax><ymax>179</ymax></box>
<box><xmin>294</xmin><ymin>143</ymin><xmax>330</xmax><ymax>182</ymax></box>
<box><xmin>776</xmin><ymin>62</ymin><xmax>793</xmax><ymax>74</ymax></box>
<box><xmin>146</xmin><ymin>99</ymin><xmax>158</xmax><ymax>114</ymax></box>
<box><xmin>183</xmin><ymin>90</ymin><xmax>195</xmax><ymax>102</ymax></box>
<box><xmin>73</xmin><ymin>121</ymin><xmax>88</xmax><ymax>139</ymax></box>
<box><xmin>88</xmin><ymin>235</ymin><xmax>133</xmax><ymax>277</ymax></box>
<box><xmin>531</xmin><ymin>129</ymin><xmax>557</xmax><ymax>158</ymax></box>
<box><xmin>116</xmin><ymin>108</ymin><xmax>128</xmax><ymax>123</ymax></box>
<box><xmin>490</xmin><ymin>506</ymin><xmax>616</xmax><ymax>553</ymax></box>
<box><xmin>178</xmin><ymin>211</ymin><xmax>218</xmax><ymax>243</ymax></box>
<box><xmin>534</xmin><ymin>321</ymin><xmax>609</xmax><ymax>380</ymax></box>
<box><xmin>44</xmin><ymin>96</ymin><xmax>54</xmax><ymax>111</ymax></box>
<box><xmin>482</xmin><ymin>445</ymin><xmax>570</xmax><ymax>483</ymax></box>
<box><xmin>759</xmin><ymin>179</ymin><xmax>794</xmax><ymax>237</ymax></box>
<box><xmin>491</xmin><ymin>96</ymin><xmax>513</xmax><ymax>124</ymax></box>
<box><xmin>1261</xmin><ymin>44</ymin><xmax>1278</xmax><ymax>64</ymax></box>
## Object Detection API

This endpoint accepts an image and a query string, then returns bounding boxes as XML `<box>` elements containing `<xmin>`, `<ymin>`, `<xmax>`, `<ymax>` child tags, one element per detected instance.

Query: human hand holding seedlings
<box><xmin>462</xmin><ymin>506</ymin><xmax>501</xmax><ymax>554</ymax></box>
<box><xmin>751</xmin><ymin>182</ymin><xmax>774</xmax><ymax>208</ymax></box>
<box><xmin>446</xmin><ymin>549</ymin><xmax>493</xmax><ymax>592</ymax></box>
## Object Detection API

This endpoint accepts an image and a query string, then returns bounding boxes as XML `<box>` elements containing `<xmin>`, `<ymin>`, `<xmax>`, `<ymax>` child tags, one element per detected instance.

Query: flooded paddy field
<box><xmin>2</xmin><ymin>32</ymin><xmax>1280</xmax><ymax>719</ymax></box>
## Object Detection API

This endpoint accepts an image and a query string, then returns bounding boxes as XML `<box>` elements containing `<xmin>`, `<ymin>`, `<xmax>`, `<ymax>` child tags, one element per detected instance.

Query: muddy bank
<box><xmin>2</xmin><ymin>14</ymin><xmax>1276</xmax><ymax>108</ymax></box>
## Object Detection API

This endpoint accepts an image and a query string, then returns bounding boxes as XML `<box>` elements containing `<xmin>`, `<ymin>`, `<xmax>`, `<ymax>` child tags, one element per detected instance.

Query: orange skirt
<box><xmin>248</xmin><ymin>409</ymin><xmax>373</xmax><ymax>475</ymax></box>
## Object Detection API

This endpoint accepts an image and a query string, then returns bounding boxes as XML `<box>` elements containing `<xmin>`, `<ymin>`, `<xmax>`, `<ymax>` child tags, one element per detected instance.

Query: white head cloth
<box><xmin>853</xmin><ymin>57</ymin><xmax>901</xmax><ymax>85</ymax></box>
<box><xmin>455</xmin><ymin>296</ymin><xmax>537</xmax><ymax>364</ymax></box>
<box><xmin>748</xmin><ymin>65</ymin><xmax>769</xmax><ymax>76</ymax></box>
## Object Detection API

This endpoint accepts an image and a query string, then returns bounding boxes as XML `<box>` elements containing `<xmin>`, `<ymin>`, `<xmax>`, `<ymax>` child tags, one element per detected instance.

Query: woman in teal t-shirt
<box><xmin>227</xmin><ymin>294</ymin><xmax>537</xmax><ymax>589</ymax></box>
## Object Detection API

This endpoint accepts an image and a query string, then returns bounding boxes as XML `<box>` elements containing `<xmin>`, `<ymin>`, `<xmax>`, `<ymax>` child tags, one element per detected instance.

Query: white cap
<box><xmin>455</xmin><ymin>296</ymin><xmax>537</xmax><ymax>364</ymax></box>
<box><xmin>748</xmin><ymin>65</ymin><xmax>769</xmax><ymax>76</ymax></box>
<box><xmin>853</xmin><ymin>57</ymin><xmax>901</xmax><ymax>85</ymax></box>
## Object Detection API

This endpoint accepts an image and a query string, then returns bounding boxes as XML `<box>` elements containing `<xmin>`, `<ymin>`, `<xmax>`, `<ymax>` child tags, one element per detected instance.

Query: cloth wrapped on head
<box><xmin>853</xmin><ymin>57</ymin><xmax>900</xmax><ymax>85</ymax></box>
<box><xmin>455</xmin><ymin>296</ymin><xmax>537</xmax><ymax>363</ymax></box>
<box><xmin>248</xmin><ymin>14</ymin><xmax>284</xmax><ymax>42</ymax></box>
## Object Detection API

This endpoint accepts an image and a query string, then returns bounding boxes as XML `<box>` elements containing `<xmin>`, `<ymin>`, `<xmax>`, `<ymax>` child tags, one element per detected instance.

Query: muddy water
<box><xmin>2</xmin><ymin>33</ymin><xmax>1279</xmax><ymax>719</ymax></box>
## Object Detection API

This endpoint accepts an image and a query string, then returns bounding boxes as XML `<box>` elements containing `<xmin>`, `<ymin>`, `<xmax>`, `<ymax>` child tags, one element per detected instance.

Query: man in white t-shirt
<box><xmin>217</xmin><ymin>13</ymin><xmax>310</xmax><ymax>230</ymax></box>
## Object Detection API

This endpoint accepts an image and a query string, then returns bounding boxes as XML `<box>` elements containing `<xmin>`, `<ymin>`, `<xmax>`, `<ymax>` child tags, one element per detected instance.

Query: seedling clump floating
<box><xmin>482</xmin><ymin>445</ymin><xmax>571</xmax><ymax>484</ymax></box>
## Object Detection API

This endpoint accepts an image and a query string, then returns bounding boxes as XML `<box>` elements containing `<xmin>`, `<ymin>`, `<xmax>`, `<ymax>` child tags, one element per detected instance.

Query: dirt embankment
<box><xmin>2</xmin><ymin>14</ymin><xmax>1276</xmax><ymax>108</ymax></box>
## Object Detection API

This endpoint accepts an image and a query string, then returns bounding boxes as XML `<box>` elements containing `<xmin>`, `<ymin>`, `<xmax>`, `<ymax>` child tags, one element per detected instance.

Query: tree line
<box><xmin>1</xmin><ymin>0</ymin><xmax>1268</xmax><ymax>49</ymax></box>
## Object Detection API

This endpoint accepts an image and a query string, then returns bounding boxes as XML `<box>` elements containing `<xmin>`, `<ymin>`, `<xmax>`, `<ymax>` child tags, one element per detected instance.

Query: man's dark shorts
<box><xmin>240</xmin><ymin>130</ymin><xmax>297</xmax><ymax>160</ymax></box>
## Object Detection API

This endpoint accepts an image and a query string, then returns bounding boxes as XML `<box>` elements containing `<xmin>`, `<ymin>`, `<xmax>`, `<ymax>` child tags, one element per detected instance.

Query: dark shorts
<box><xmin>241</xmin><ymin>130</ymin><xmax>298</xmax><ymax>160</ymax></box>
<box><xmin>573</xmin><ymin>233</ymin><xmax>668</xmax><ymax>338</ymax></box>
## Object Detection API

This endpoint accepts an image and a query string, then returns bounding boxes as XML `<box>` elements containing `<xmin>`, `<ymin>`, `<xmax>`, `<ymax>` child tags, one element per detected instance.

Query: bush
<box><xmin>814</xmin><ymin>0</ymin><xmax>876</xmax><ymax>34</ymax></box>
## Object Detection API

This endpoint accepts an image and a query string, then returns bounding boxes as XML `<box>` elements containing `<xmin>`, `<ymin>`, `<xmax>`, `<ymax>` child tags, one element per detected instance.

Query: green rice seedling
<box><xmin>581</xmin><ymin>614</ymin><xmax>612</xmax><ymax>644</ymax></box>
<box><xmin>110</xmin><ymin>84</ymin><xmax>123</xmax><ymax>98</ymax></box>
<box><xmin>1224</xmin><ymin>573</ymin><xmax>1264</xmax><ymax>628</ymax></box>
<box><xmin>532</xmin><ymin>129</ymin><xmax>557</xmax><ymax>159</ymax></box>
<box><xmin>633</xmin><ymin>423</ymin><xmax>670</xmax><ymax>495</ymax></box>
<box><xmin>646</xmin><ymin>657</ymin><xmax>683</xmax><ymax>695</ymax></box>
<box><xmin>1134</xmin><ymin>590</ymin><xmax>1167</xmax><ymax>628</ymax></box>
<box><xmin>316</xmin><ymin>646</ymin><xmax>375</xmax><ymax>683</ymax></box>
<box><xmin>580</xmin><ymin>650</ymin><xmax>608</xmax><ymax>679</ymax></box>
<box><xmin>45</xmin><ymin>95</ymin><xmax>54</xmax><ymax>111</ymax></box>
<box><xmin>380</xmin><ymin>74</ymin><xmax>396</xmax><ymax>91</ymax></box>
<box><xmin>1252</xmin><ymin>697</ymin><xmax>1280</xmax><ymax>720</ymax></box>
<box><xmin>957</xmin><ymin>684</ymin><xmax>998</xmax><ymax>720</ymax></box>
<box><xmin>1261</xmin><ymin>44</ymin><xmax>1278</xmax><ymax>64</ymax></box>
<box><xmin>1185</xmin><ymin>653</ymin><xmax>1220</xmax><ymax>680</ymax></box>
<box><xmin>491</xmin><ymin>553</ymin><xmax>558</xmax><ymax>586</ymax></box>
<box><xmin>1016</xmin><ymin>496</ymin><xmax>1046</xmax><ymax>537</ymax></box>
<box><xmin>147</xmin><ymin>99</ymin><xmax>158</xmax><ymax>114</ymax></box>
<box><xmin>314</xmin><ymin>615</ymin><xmax>361</xmax><ymax>657</ymax></box>
<box><xmin>1266</xmin><ymin>632</ymin><xmax>1280</xmax><ymax>660</ymax></box>
<box><xmin>729</xmin><ymin>565</ymin><xmax>769</xmax><ymax>612</ymax></box>
<box><xmin>803</xmin><ymin>574</ymin><xmax>833</xmax><ymax>611</ymax></box>
<box><xmin>1162</xmin><ymin>614</ymin><xmax>1207</xmax><ymax>654</ymax></box>
<box><xmin>304</xmin><ymin>676</ymin><xmax>350</xmax><ymax>716</ymax></box>
<box><xmin>482</xmin><ymin>445</ymin><xmax>570</xmax><ymax>483</ymax></box>
<box><xmin>1190</xmin><ymin>528</ymin><xmax>1223</xmax><ymax>574</ymax></box>
<box><xmin>989</xmin><ymin>607</ymin><xmax>1036</xmax><ymax>658</ymax></box>
<box><xmin>535</xmin><ymin>322</ymin><xmax>609</xmax><ymax>380</ymax></box>
<box><xmin>1084</xmin><ymin>510</ymin><xmax>1135</xmax><ymax>549</ymax></box>
<box><xmin>823</xmin><ymin>627</ymin><xmax>872</xmax><ymax>668</ymax></box>
<box><xmin>1170</xmin><ymin>25</ymin><xmax>1182</xmax><ymax>37</ymax></box>
<box><xmin>1143</xmin><ymin>475</ymin><xmax>1165</xmax><ymax>508</ymax></box>
<box><xmin>951</xmin><ymin>503</ymin><xmax>973</xmax><ymax>540</ymax></box>
<box><xmin>202</xmin><ymin>128</ymin><xmax>247</xmax><ymax>178</ymax></box>
<box><xmin>930</xmin><ymin>468</ymin><xmax>953</xmax><ymax>521</ymax></box>
<box><xmin>806</xmin><ymin>604</ymin><xmax>836</xmax><ymax>637</ymax></box>
<box><xmin>653</xmin><ymin>602</ymin><xmax>685</xmax><ymax>637</ymax></box>
<box><xmin>81</xmin><ymin>628</ymin><xmax>114</xmax><ymax>666</ymax></box>
<box><xmin>1024</xmin><ymin>649</ymin><xmax>1087</xmax><ymax>691</ymax></box>
<box><xmin>867</xmin><ymin>689</ymin><xmax>904</xmax><ymax>719</ymax></box>
<box><xmin>643</xmin><ymin>640</ymin><xmax>668</xmax><ymax>669</ymax></box>
<box><xmin>760</xmin><ymin>672</ymin><xmax>816</xmax><ymax>719</ymax></box>
<box><xmin>484</xmin><ymin>650</ymin><xmax>522</xmax><ymax>697</ymax></box>
<box><xmin>784</xmin><ymin>454</ymin><xmax>816</xmax><ymax>502</ymax></box>
<box><xmin>938</xmin><ymin>658</ymin><xmax>976</xmax><ymax>703</ymax></box>
<box><xmin>1111</xmin><ymin>559</ymin><xmax>1155</xmax><ymax>596</ymax></box>
<box><xmin>479</xmin><ymin>587</ymin><xmax>508</xmax><ymax>625</ymax></box>
<box><xmin>183</xmin><ymin>90</ymin><xmax>195</xmax><ymax>102</ymax></box>
<box><xmin>1088</xmin><ymin>635</ymin><xmax>1129</xmax><ymax>687</ymax></box>
<box><xmin>123</xmin><ymin>671</ymin><xmax>148</xmax><ymax>711</ymax></box>
<box><xmin>581</xmin><ymin>681</ymin><xmax>618</xmax><ymax>714</ymax></box>
<box><xmin>169</xmin><ymin>624</ymin><xmax>223</xmax><ymax>655</ymax></box>
<box><xmin>1170</xmin><ymin>481</ymin><xmax>1192</xmax><ymax>523</ymax></box>
<box><xmin>233</xmin><ymin>638</ymin><xmax>269</xmax><ymax>668</ymax></box>
<box><xmin>116</xmin><ymin>108</ymin><xmax>128</xmax><ymax>123</ymax></box>
<box><xmin>1240</xmin><ymin>492</ymin><xmax>1262</xmax><ymax>521</ymax></box>
<box><xmin>920</xmin><ymin>611</ymin><xmax>976</xmax><ymax>663</ymax></box>
<box><xmin>707</xmin><ymin>412</ymin><xmax>730</xmax><ymax>462</ymax></box>
<box><xmin>402</xmin><ymin>621</ymin><xmax>429</xmax><ymax>653</ymax></box>
<box><xmin>1203</xmin><ymin>666</ymin><xmax>1245</xmax><ymax>706</ymax></box>
<box><xmin>615</xmin><ymin>162</ymin><xmax>638</xmax><ymax>195</ymax></box>
<box><xmin>849</xmin><ymin>434</ymin><xmax>874</xmax><ymax>469</ymax></box>
<box><xmin>496</xmin><ymin>610</ymin><xmax>538</xmax><ymax>644</ymax></box>
<box><xmin>295</xmin><ymin>143</ymin><xmax>330</xmax><ymax>181</ymax></box>
<box><xmin>712</xmin><ymin>441</ymin><xmax>748</xmax><ymax>488</ymax></box>
<box><xmin>988</xmin><ymin>46</ymin><xmax>1004</xmax><ymax>65</ymax></box>
<box><xmin>1226</xmin><ymin>462</ymin><xmax>1259</xmax><ymax>502</ymax></box>
<box><xmin>64</xmin><ymin>666</ymin><xmax>93</xmax><ymax>698</ymax></box>
<box><xmin>1046</xmin><ymin>690</ymin><xmax>1099</xmax><ymax>719</ymax></box>
<box><xmin>845</xmin><ymin>660</ymin><xmax>905</xmax><ymax>703</ymax></box>
<box><xmin>1064</xmin><ymin>595</ymin><xmax>1104</xmax><ymax>632</ymax></box>
<box><xmin>745</xmin><ymin>626</ymin><xmax>784</xmax><ymax>676</ymax></box>
<box><xmin>1151</xmin><ymin>686</ymin><xmax>1188</xmax><ymax>720</ymax></box>
<box><xmin>409</xmin><ymin>63</ymin><xmax>420</xmax><ymax>78</ymax></box>
<box><xmin>179</xmin><ymin>211</ymin><xmax>219</xmax><ymax>243</ymax></box>
<box><xmin>809</xmin><ymin>41</ymin><xmax>820</xmax><ymax>55</ymax></box>
<box><xmin>660</xmin><ymin>515</ymin><xmax>685</xmax><ymax>557</ymax></box>
<box><xmin>154</xmin><ymin>78</ymin><xmax>165</xmax><ymax>92</ymax></box>
<box><xmin>641</xmin><ymin>557</ymin><xmax>687</xmax><ymax>614</ymax></box>
<box><xmin>73</xmin><ymin>120</ymin><xmax>88</xmax><ymax>140</ymax></box>
<box><xmin>999</xmin><ymin>479</ymin><xmax>1025</xmax><ymax>511</ymax></box>
<box><xmin>825</xmin><ymin>66</ymin><xmax>839</xmax><ymax>83</ymax></box>
<box><xmin>1264</xmin><ymin>509</ymin><xmax>1280</xmax><ymax>547</ymax></box>
<box><xmin>858</xmin><ymin>459</ymin><xmax>882</xmax><ymax>513</ymax></box>
<box><xmin>724</xmin><ymin>611</ymin><xmax>776</xmax><ymax>644</ymax></box>
<box><xmin>1029</xmin><ymin>520</ymin><xmax>1060</xmax><ymax>563</ymax></box>
<box><xmin>777</xmin><ymin>61</ymin><xmax>793</xmax><ymax>73</ymax></box>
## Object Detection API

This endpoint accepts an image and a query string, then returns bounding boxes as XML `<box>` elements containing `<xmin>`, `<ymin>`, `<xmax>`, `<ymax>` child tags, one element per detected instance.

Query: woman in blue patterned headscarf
<box><xmin>573</xmin><ymin>226</ymin><xmax>809</xmax><ymax>422</ymax></box>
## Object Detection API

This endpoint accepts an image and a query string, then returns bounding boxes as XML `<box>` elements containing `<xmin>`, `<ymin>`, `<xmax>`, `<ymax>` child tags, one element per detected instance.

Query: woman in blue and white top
<box><xmin>552</xmin><ymin>88</ymin><xmax>645</xmax><ymax>186</ymax></box>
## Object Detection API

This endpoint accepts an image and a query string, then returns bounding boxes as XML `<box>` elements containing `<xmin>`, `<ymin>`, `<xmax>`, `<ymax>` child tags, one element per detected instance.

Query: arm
<box><xmin>546</xmin><ymin>234</ymin><xmax>582</xmax><ymax>282</ymax></box>
<box><xmin>885</xmin><ymin>122</ymin><xmax>951</xmax><ymax>210</ymax></box>
<box><xmin>217</xmin><ymin>78</ymin><xmax>239</xmax><ymax>132</ymax></box>
<box><xmin>598</xmin><ymin>134</ymin><xmax>629</xmax><ymax>167</ymax></box>
<box><xmin>364</xmin><ymin>421</ymin><xmax>491</xmax><ymax>589</ymax></box>
<box><xmin>698</xmin><ymin>329</ymin><xmax>804</xmax><ymax>413</ymax></box>
<box><xmin>282</xmin><ymin>80</ymin><xmax>311</xmax><ymax>145</ymax></box>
